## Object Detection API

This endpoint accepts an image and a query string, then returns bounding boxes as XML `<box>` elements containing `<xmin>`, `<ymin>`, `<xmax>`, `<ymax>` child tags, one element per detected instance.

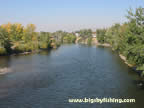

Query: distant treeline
<box><xmin>74</xmin><ymin>29</ymin><xmax>93</xmax><ymax>45</ymax></box>
<box><xmin>0</xmin><ymin>23</ymin><xmax>76</xmax><ymax>55</ymax></box>
<box><xmin>96</xmin><ymin>7</ymin><xmax>144</xmax><ymax>74</ymax></box>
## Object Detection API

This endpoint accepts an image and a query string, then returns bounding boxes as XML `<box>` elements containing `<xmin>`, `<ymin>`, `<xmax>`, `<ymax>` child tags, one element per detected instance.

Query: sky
<box><xmin>0</xmin><ymin>0</ymin><xmax>144</xmax><ymax>32</ymax></box>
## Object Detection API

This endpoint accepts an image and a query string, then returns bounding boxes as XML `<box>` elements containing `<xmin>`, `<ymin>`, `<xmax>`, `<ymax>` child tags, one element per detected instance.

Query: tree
<box><xmin>0</xmin><ymin>27</ymin><xmax>12</xmax><ymax>54</ymax></box>
<box><xmin>39</xmin><ymin>32</ymin><xmax>51</xmax><ymax>49</ymax></box>
<box><xmin>96</xmin><ymin>28</ymin><xmax>107</xmax><ymax>43</ymax></box>
<box><xmin>79</xmin><ymin>29</ymin><xmax>92</xmax><ymax>38</ymax></box>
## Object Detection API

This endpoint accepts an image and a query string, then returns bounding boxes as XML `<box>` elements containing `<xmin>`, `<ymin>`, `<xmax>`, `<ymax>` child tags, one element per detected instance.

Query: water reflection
<box><xmin>0</xmin><ymin>56</ymin><xmax>11</xmax><ymax>68</ymax></box>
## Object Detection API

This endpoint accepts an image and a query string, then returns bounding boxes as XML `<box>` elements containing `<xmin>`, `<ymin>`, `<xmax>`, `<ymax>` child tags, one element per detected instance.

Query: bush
<box><xmin>87</xmin><ymin>37</ymin><xmax>92</xmax><ymax>45</ymax></box>
<box><xmin>0</xmin><ymin>47</ymin><xmax>7</xmax><ymax>55</ymax></box>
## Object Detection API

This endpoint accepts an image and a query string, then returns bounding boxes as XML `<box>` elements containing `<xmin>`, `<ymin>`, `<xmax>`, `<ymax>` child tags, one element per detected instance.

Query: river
<box><xmin>0</xmin><ymin>44</ymin><xmax>143</xmax><ymax>108</ymax></box>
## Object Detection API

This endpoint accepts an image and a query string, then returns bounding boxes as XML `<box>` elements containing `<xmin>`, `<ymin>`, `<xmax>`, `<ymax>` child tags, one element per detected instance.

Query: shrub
<box><xmin>0</xmin><ymin>47</ymin><xmax>7</xmax><ymax>55</ymax></box>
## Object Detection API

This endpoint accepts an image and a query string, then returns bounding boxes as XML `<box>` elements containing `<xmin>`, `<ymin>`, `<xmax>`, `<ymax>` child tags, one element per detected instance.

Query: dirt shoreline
<box><xmin>96</xmin><ymin>43</ymin><xmax>111</xmax><ymax>47</ymax></box>
<box><xmin>92</xmin><ymin>38</ymin><xmax>133</xmax><ymax>67</ymax></box>
<box><xmin>11</xmin><ymin>51</ymin><xmax>32</xmax><ymax>56</ymax></box>
<box><xmin>96</xmin><ymin>42</ymin><xmax>142</xmax><ymax>76</ymax></box>
<box><xmin>119</xmin><ymin>54</ymin><xmax>134</xmax><ymax>67</ymax></box>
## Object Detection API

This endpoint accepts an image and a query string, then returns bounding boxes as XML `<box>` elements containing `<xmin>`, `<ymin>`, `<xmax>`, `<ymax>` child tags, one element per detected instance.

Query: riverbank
<box><xmin>0</xmin><ymin>42</ymin><xmax>60</xmax><ymax>57</ymax></box>
<box><xmin>89</xmin><ymin>38</ymin><xmax>133</xmax><ymax>67</ymax></box>
<box><xmin>76</xmin><ymin>36</ymin><xmax>142</xmax><ymax>76</ymax></box>
<box><xmin>11</xmin><ymin>51</ymin><xmax>33</xmax><ymax>56</ymax></box>
<box><xmin>97</xmin><ymin>43</ymin><xmax>111</xmax><ymax>47</ymax></box>
<box><xmin>94</xmin><ymin>39</ymin><xmax>133</xmax><ymax>67</ymax></box>
<box><xmin>95</xmin><ymin>40</ymin><xmax>143</xmax><ymax>76</ymax></box>
<box><xmin>0</xmin><ymin>50</ymin><xmax>39</xmax><ymax>56</ymax></box>
<box><xmin>119</xmin><ymin>54</ymin><xmax>134</xmax><ymax>67</ymax></box>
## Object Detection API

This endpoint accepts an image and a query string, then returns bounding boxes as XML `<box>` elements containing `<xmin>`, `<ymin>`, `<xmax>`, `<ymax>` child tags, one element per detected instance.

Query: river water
<box><xmin>0</xmin><ymin>44</ymin><xmax>143</xmax><ymax>108</ymax></box>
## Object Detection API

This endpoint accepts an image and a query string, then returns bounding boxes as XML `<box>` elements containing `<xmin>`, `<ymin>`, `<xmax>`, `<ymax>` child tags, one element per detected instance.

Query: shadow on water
<box><xmin>38</xmin><ymin>50</ymin><xmax>51</xmax><ymax>56</ymax></box>
<box><xmin>0</xmin><ymin>56</ymin><xmax>11</xmax><ymax>68</ymax></box>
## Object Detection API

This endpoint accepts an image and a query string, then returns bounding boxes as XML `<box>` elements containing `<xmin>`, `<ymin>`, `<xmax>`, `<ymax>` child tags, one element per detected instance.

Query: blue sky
<box><xmin>0</xmin><ymin>0</ymin><xmax>143</xmax><ymax>32</ymax></box>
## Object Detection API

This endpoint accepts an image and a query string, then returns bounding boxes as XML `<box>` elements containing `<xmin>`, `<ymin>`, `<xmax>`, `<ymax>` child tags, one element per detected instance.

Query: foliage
<box><xmin>52</xmin><ymin>31</ymin><xmax>76</xmax><ymax>44</ymax></box>
<box><xmin>0</xmin><ymin>23</ymin><xmax>40</xmax><ymax>54</ymax></box>
<box><xmin>63</xmin><ymin>33</ymin><xmax>76</xmax><ymax>43</ymax></box>
<box><xmin>87</xmin><ymin>37</ymin><xmax>92</xmax><ymax>45</ymax></box>
<box><xmin>39</xmin><ymin>32</ymin><xmax>51</xmax><ymax>49</ymax></box>
<box><xmin>96</xmin><ymin>7</ymin><xmax>144</xmax><ymax>74</ymax></box>
<box><xmin>96</xmin><ymin>29</ymin><xmax>107</xmax><ymax>43</ymax></box>
<box><xmin>0</xmin><ymin>26</ymin><xmax>12</xmax><ymax>54</ymax></box>
<box><xmin>79</xmin><ymin>29</ymin><xmax>92</xmax><ymax>38</ymax></box>
<box><xmin>0</xmin><ymin>48</ymin><xmax>7</xmax><ymax>55</ymax></box>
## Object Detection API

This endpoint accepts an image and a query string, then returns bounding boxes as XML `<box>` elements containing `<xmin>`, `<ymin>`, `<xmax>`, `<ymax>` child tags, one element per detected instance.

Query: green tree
<box><xmin>0</xmin><ymin>27</ymin><xmax>12</xmax><ymax>54</ymax></box>
<box><xmin>96</xmin><ymin>28</ymin><xmax>107</xmax><ymax>43</ymax></box>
